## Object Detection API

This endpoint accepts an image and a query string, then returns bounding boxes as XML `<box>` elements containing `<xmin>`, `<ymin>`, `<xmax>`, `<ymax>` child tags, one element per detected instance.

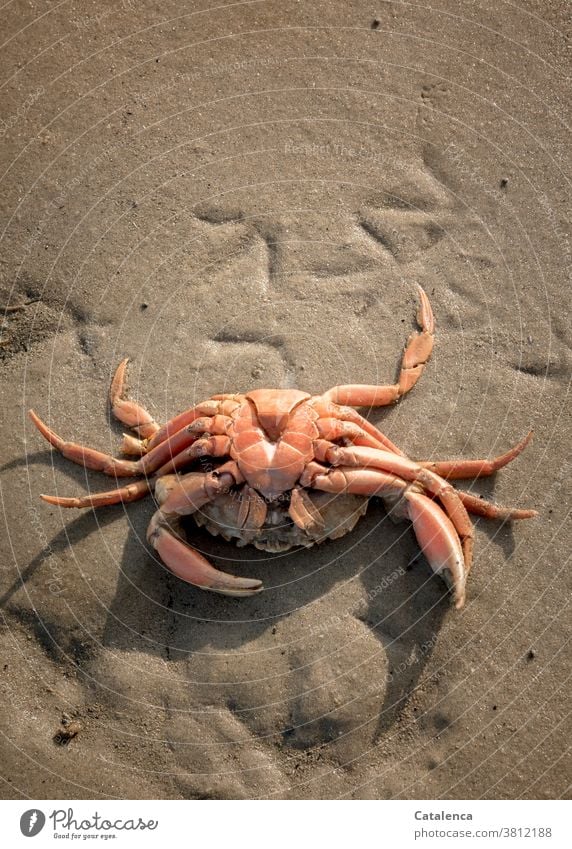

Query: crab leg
<box><xmin>302</xmin><ymin>464</ymin><xmax>466</xmax><ymax>607</ymax></box>
<box><xmin>149</xmin><ymin>528</ymin><xmax>263</xmax><ymax>596</ymax></box>
<box><xmin>316</xmin><ymin>398</ymin><xmax>533</xmax><ymax>484</ymax></box>
<box><xmin>28</xmin><ymin>409</ymin><xmax>232</xmax><ymax>478</ymax></box>
<box><xmin>317</xmin><ymin>442</ymin><xmax>475</xmax><ymax>572</ymax></box>
<box><xmin>323</xmin><ymin>286</ymin><xmax>434</xmax><ymax>407</ymax></box>
<box><xmin>418</xmin><ymin>431</ymin><xmax>534</xmax><ymax>480</ymax></box>
<box><xmin>312</xmin><ymin>397</ymin><xmax>405</xmax><ymax>454</ymax></box>
<box><xmin>119</xmin><ymin>410</ymin><xmax>212</xmax><ymax>458</ymax></box>
<box><xmin>315</xmin><ymin>417</ymin><xmax>391</xmax><ymax>450</ymax></box>
<box><xmin>28</xmin><ymin>410</ymin><xmax>141</xmax><ymax>477</ymax></box>
<box><xmin>110</xmin><ymin>361</ymin><xmax>241</xmax><ymax>454</ymax></box>
<box><xmin>148</xmin><ymin>419</ymin><xmax>232</xmax><ymax>474</ymax></box>
<box><xmin>147</xmin><ymin>465</ymin><xmax>262</xmax><ymax>596</ymax></box>
<box><xmin>289</xmin><ymin>486</ymin><xmax>326</xmax><ymax>534</ymax></box>
<box><xmin>120</xmin><ymin>433</ymin><xmax>149</xmax><ymax>456</ymax></box>
<box><xmin>138</xmin><ymin>420</ymin><xmax>232</xmax><ymax>473</ymax></box>
<box><xmin>38</xmin><ymin>436</ymin><xmax>235</xmax><ymax>511</ymax></box>
<box><xmin>237</xmin><ymin>486</ymin><xmax>268</xmax><ymax>533</ymax></box>
<box><xmin>40</xmin><ymin>479</ymin><xmax>152</xmax><ymax>509</ymax></box>
<box><xmin>110</xmin><ymin>358</ymin><xmax>160</xmax><ymax>439</ymax></box>
<box><xmin>455</xmin><ymin>489</ymin><xmax>537</xmax><ymax>521</ymax></box>
<box><xmin>157</xmin><ymin>435</ymin><xmax>231</xmax><ymax>475</ymax></box>
<box><xmin>404</xmin><ymin>490</ymin><xmax>466</xmax><ymax>608</ymax></box>
<box><xmin>146</xmin><ymin>398</ymin><xmax>242</xmax><ymax>451</ymax></box>
<box><xmin>337</xmin><ymin>406</ymin><xmax>405</xmax><ymax>454</ymax></box>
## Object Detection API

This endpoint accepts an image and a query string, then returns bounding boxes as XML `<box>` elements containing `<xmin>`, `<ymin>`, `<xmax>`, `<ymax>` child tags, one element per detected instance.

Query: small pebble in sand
<box><xmin>53</xmin><ymin>718</ymin><xmax>82</xmax><ymax>746</ymax></box>
<box><xmin>500</xmin><ymin>177</ymin><xmax>509</xmax><ymax>189</ymax></box>
<box><xmin>371</xmin><ymin>19</ymin><xmax>380</xmax><ymax>29</ymax></box>
<box><xmin>527</xmin><ymin>649</ymin><xmax>536</xmax><ymax>660</ymax></box>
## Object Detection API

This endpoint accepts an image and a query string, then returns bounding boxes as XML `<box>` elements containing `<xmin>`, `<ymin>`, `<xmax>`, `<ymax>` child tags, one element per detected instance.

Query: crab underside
<box><xmin>29</xmin><ymin>287</ymin><xmax>537</xmax><ymax>609</ymax></box>
<box><xmin>193</xmin><ymin>489</ymin><xmax>369</xmax><ymax>552</ymax></box>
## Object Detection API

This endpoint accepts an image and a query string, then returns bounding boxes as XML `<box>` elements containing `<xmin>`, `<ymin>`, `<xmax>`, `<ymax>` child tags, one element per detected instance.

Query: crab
<box><xmin>29</xmin><ymin>287</ymin><xmax>537</xmax><ymax>608</ymax></box>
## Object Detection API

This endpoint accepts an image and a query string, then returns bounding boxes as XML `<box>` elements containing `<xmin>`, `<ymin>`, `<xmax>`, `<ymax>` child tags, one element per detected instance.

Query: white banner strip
<box><xmin>3</xmin><ymin>799</ymin><xmax>569</xmax><ymax>848</ymax></box>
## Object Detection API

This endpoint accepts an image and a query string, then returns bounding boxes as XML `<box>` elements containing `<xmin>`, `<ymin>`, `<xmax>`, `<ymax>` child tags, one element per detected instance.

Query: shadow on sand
<box><xmin>4</xmin><ymin>447</ymin><xmax>517</xmax><ymax>751</ymax></box>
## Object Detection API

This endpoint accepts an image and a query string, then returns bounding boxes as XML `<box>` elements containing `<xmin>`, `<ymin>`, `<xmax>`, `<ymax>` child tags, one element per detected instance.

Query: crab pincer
<box><xmin>147</xmin><ymin>470</ymin><xmax>263</xmax><ymax>596</ymax></box>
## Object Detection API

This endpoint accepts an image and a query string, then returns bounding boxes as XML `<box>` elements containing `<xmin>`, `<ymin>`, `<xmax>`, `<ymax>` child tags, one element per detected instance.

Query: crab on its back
<box><xmin>29</xmin><ymin>287</ymin><xmax>537</xmax><ymax>609</ymax></box>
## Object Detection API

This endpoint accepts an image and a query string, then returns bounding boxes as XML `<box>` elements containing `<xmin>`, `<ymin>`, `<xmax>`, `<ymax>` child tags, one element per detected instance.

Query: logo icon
<box><xmin>20</xmin><ymin>810</ymin><xmax>46</xmax><ymax>837</ymax></box>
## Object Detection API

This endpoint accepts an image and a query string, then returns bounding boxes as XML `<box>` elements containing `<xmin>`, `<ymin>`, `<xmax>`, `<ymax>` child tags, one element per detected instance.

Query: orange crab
<box><xmin>29</xmin><ymin>288</ymin><xmax>536</xmax><ymax>608</ymax></box>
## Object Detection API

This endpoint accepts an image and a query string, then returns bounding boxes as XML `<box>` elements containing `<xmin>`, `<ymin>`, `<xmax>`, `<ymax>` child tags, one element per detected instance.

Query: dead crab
<box><xmin>29</xmin><ymin>288</ymin><xmax>537</xmax><ymax>608</ymax></box>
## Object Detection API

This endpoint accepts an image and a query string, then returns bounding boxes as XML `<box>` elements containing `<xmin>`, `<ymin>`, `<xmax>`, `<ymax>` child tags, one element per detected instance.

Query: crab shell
<box><xmin>193</xmin><ymin>490</ymin><xmax>369</xmax><ymax>552</ymax></box>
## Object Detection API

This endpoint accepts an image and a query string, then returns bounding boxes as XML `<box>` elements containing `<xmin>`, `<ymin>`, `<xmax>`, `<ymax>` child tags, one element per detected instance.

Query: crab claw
<box><xmin>405</xmin><ymin>490</ymin><xmax>467</xmax><ymax>608</ymax></box>
<box><xmin>147</xmin><ymin>514</ymin><xmax>263</xmax><ymax>597</ymax></box>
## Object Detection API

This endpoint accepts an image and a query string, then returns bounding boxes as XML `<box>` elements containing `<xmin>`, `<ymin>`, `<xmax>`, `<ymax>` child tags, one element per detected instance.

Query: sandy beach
<box><xmin>0</xmin><ymin>0</ymin><xmax>570</xmax><ymax>799</ymax></box>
